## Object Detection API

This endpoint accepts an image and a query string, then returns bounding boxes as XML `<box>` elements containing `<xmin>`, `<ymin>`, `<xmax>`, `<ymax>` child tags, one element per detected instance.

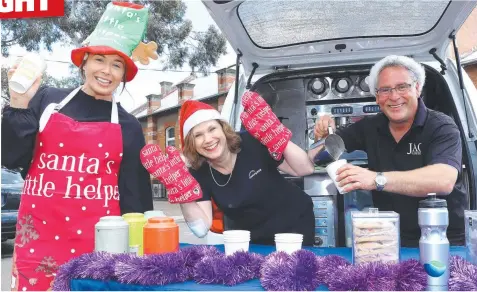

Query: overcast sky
<box><xmin>3</xmin><ymin>0</ymin><xmax>236</xmax><ymax>112</ymax></box>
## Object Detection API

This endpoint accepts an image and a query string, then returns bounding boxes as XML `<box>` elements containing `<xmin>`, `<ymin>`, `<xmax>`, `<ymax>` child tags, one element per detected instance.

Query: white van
<box><xmin>203</xmin><ymin>0</ymin><xmax>477</xmax><ymax>246</ymax></box>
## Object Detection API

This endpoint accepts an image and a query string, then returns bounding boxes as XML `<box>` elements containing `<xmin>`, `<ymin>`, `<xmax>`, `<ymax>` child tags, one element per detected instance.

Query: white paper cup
<box><xmin>275</xmin><ymin>240</ymin><xmax>303</xmax><ymax>254</ymax></box>
<box><xmin>223</xmin><ymin>230</ymin><xmax>250</xmax><ymax>237</ymax></box>
<box><xmin>275</xmin><ymin>234</ymin><xmax>303</xmax><ymax>240</ymax></box>
<box><xmin>223</xmin><ymin>230</ymin><xmax>250</xmax><ymax>255</ymax></box>
<box><xmin>9</xmin><ymin>53</ymin><xmax>47</xmax><ymax>94</ymax></box>
<box><xmin>224</xmin><ymin>240</ymin><xmax>250</xmax><ymax>255</ymax></box>
<box><xmin>326</xmin><ymin>159</ymin><xmax>348</xmax><ymax>194</ymax></box>
<box><xmin>223</xmin><ymin>230</ymin><xmax>250</xmax><ymax>240</ymax></box>
<box><xmin>275</xmin><ymin>233</ymin><xmax>303</xmax><ymax>254</ymax></box>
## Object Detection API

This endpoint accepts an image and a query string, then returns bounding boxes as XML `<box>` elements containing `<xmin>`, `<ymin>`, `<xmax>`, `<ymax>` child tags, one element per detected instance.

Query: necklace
<box><xmin>209</xmin><ymin>164</ymin><xmax>233</xmax><ymax>187</ymax></box>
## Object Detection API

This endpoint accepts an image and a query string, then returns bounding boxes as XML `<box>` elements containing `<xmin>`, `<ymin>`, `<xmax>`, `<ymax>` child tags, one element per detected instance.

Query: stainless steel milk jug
<box><xmin>418</xmin><ymin>193</ymin><xmax>449</xmax><ymax>291</ymax></box>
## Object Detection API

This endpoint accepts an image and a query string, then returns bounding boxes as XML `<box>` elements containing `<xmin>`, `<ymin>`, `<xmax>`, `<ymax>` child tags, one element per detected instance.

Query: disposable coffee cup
<box><xmin>9</xmin><ymin>53</ymin><xmax>47</xmax><ymax>94</ymax></box>
<box><xmin>224</xmin><ymin>240</ymin><xmax>250</xmax><ymax>256</ymax></box>
<box><xmin>223</xmin><ymin>230</ymin><xmax>250</xmax><ymax>255</ymax></box>
<box><xmin>275</xmin><ymin>233</ymin><xmax>303</xmax><ymax>254</ymax></box>
<box><xmin>223</xmin><ymin>230</ymin><xmax>250</xmax><ymax>240</ymax></box>
<box><xmin>326</xmin><ymin>159</ymin><xmax>348</xmax><ymax>194</ymax></box>
<box><xmin>224</xmin><ymin>230</ymin><xmax>250</xmax><ymax>237</ymax></box>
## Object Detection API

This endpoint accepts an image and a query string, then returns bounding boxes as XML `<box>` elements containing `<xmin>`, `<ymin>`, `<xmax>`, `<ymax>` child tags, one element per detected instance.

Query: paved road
<box><xmin>1</xmin><ymin>201</ymin><xmax>207</xmax><ymax>291</ymax></box>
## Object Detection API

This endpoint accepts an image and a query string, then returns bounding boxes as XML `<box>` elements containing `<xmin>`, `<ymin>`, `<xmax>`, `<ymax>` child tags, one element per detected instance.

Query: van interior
<box><xmin>239</xmin><ymin>64</ymin><xmax>474</xmax><ymax>246</ymax></box>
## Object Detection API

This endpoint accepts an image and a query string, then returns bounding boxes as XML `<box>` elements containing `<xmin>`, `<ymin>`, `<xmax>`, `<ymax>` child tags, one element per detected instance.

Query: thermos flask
<box><xmin>418</xmin><ymin>193</ymin><xmax>450</xmax><ymax>291</ymax></box>
<box><xmin>122</xmin><ymin>213</ymin><xmax>147</xmax><ymax>255</ymax></box>
<box><xmin>95</xmin><ymin>216</ymin><xmax>129</xmax><ymax>254</ymax></box>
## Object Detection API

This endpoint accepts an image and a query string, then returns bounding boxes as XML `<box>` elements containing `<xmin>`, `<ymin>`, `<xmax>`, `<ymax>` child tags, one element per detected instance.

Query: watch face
<box><xmin>376</xmin><ymin>175</ymin><xmax>386</xmax><ymax>185</ymax></box>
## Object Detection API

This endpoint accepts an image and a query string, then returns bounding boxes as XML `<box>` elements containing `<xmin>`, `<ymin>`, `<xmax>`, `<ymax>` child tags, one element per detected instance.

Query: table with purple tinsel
<box><xmin>51</xmin><ymin>243</ymin><xmax>476</xmax><ymax>291</ymax></box>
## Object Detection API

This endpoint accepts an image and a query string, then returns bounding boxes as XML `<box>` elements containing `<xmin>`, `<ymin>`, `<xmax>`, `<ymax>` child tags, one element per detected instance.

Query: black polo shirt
<box><xmin>337</xmin><ymin>98</ymin><xmax>467</xmax><ymax>247</ymax></box>
<box><xmin>190</xmin><ymin>131</ymin><xmax>315</xmax><ymax>245</ymax></box>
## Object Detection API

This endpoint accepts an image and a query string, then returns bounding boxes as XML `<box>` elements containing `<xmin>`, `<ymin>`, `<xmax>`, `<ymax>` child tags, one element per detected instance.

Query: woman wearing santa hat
<box><xmin>2</xmin><ymin>2</ymin><xmax>155</xmax><ymax>290</ymax></box>
<box><xmin>141</xmin><ymin>91</ymin><xmax>321</xmax><ymax>246</ymax></box>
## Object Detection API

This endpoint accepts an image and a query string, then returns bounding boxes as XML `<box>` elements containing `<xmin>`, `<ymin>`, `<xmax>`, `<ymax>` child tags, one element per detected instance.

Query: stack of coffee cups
<box><xmin>275</xmin><ymin>233</ymin><xmax>303</xmax><ymax>254</ymax></box>
<box><xmin>223</xmin><ymin>230</ymin><xmax>251</xmax><ymax>256</ymax></box>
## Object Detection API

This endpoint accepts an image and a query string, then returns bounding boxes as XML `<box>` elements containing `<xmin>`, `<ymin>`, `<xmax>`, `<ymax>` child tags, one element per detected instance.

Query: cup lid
<box><xmin>100</xmin><ymin>215</ymin><xmax>124</xmax><ymax>221</ymax></box>
<box><xmin>419</xmin><ymin>193</ymin><xmax>447</xmax><ymax>208</ymax></box>
<box><xmin>122</xmin><ymin>212</ymin><xmax>145</xmax><ymax>219</ymax></box>
<box><xmin>148</xmin><ymin>217</ymin><xmax>175</xmax><ymax>223</ymax></box>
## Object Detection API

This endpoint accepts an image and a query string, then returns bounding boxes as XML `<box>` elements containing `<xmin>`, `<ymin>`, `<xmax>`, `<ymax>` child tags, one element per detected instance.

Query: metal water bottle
<box><xmin>418</xmin><ymin>193</ymin><xmax>449</xmax><ymax>291</ymax></box>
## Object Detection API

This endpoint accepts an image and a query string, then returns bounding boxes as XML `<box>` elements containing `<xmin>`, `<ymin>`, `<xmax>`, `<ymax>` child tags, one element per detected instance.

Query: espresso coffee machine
<box><xmin>302</xmin><ymin>74</ymin><xmax>380</xmax><ymax>247</ymax></box>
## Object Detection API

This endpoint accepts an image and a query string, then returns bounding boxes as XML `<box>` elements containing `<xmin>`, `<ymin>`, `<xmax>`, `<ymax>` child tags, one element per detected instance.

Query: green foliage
<box><xmin>1</xmin><ymin>0</ymin><xmax>227</xmax><ymax>73</ymax></box>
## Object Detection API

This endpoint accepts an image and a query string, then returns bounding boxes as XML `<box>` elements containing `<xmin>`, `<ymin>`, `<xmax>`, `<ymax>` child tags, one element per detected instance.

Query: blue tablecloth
<box><xmin>70</xmin><ymin>244</ymin><xmax>466</xmax><ymax>291</ymax></box>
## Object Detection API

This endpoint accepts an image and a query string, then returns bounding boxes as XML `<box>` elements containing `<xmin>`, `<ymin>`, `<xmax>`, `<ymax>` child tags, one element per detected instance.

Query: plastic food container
<box><xmin>351</xmin><ymin>208</ymin><xmax>400</xmax><ymax>264</ymax></box>
<box><xmin>143</xmin><ymin>217</ymin><xmax>179</xmax><ymax>255</ymax></box>
<box><xmin>465</xmin><ymin>210</ymin><xmax>477</xmax><ymax>265</ymax></box>
<box><xmin>144</xmin><ymin>210</ymin><xmax>166</xmax><ymax>219</ymax></box>
<box><xmin>95</xmin><ymin>216</ymin><xmax>129</xmax><ymax>254</ymax></box>
<box><xmin>122</xmin><ymin>213</ymin><xmax>147</xmax><ymax>255</ymax></box>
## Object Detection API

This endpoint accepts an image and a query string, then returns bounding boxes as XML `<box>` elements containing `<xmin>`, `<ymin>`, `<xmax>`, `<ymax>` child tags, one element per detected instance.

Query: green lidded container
<box><xmin>122</xmin><ymin>213</ymin><xmax>147</xmax><ymax>256</ymax></box>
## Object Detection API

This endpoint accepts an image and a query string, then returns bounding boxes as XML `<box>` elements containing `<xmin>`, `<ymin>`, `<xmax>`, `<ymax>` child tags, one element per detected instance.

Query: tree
<box><xmin>1</xmin><ymin>0</ymin><xmax>228</xmax><ymax>73</ymax></box>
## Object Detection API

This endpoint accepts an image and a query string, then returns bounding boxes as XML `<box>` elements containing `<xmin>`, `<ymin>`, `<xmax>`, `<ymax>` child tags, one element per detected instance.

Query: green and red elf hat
<box><xmin>71</xmin><ymin>2</ymin><xmax>154</xmax><ymax>82</ymax></box>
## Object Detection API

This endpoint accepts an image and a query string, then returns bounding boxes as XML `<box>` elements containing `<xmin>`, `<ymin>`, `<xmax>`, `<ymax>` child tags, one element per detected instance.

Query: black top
<box><xmin>337</xmin><ymin>98</ymin><xmax>466</xmax><ymax>246</ymax></box>
<box><xmin>1</xmin><ymin>86</ymin><xmax>153</xmax><ymax>214</ymax></box>
<box><xmin>191</xmin><ymin>131</ymin><xmax>314</xmax><ymax>245</ymax></box>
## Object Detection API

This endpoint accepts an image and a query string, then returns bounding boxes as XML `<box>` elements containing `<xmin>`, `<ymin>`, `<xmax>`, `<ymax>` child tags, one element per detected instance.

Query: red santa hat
<box><xmin>179</xmin><ymin>100</ymin><xmax>226</xmax><ymax>145</ymax></box>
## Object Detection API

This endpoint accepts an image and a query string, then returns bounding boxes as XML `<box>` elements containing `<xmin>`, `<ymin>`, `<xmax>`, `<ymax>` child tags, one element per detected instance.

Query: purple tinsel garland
<box><xmin>327</xmin><ymin>261</ymin><xmax>396</xmax><ymax>291</ymax></box>
<box><xmin>52</xmin><ymin>251</ymin><xmax>121</xmax><ymax>291</ymax></box>
<box><xmin>316</xmin><ymin>255</ymin><xmax>351</xmax><ymax>287</ymax></box>
<box><xmin>114</xmin><ymin>252</ymin><xmax>189</xmax><ymax>285</ymax></box>
<box><xmin>449</xmin><ymin>255</ymin><xmax>477</xmax><ymax>291</ymax></box>
<box><xmin>395</xmin><ymin>259</ymin><xmax>427</xmax><ymax>291</ymax></box>
<box><xmin>53</xmin><ymin>246</ymin><xmax>477</xmax><ymax>291</ymax></box>
<box><xmin>260</xmin><ymin>250</ymin><xmax>321</xmax><ymax>291</ymax></box>
<box><xmin>193</xmin><ymin>251</ymin><xmax>264</xmax><ymax>286</ymax></box>
<box><xmin>180</xmin><ymin>245</ymin><xmax>221</xmax><ymax>278</ymax></box>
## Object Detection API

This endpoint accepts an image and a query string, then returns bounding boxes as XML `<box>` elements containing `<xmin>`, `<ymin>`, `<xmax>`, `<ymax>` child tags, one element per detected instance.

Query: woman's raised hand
<box><xmin>8</xmin><ymin>59</ymin><xmax>43</xmax><ymax>109</ymax></box>
<box><xmin>140</xmin><ymin>144</ymin><xmax>203</xmax><ymax>204</ymax></box>
<box><xmin>240</xmin><ymin>91</ymin><xmax>292</xmax><ymax>161</ymax></box>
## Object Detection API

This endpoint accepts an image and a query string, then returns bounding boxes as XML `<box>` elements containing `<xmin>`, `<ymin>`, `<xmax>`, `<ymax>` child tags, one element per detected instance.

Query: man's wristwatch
<box><xmin>375</xmin><ymin>172</ymin><xmax>387</xmax><ymax>191</ymax></box>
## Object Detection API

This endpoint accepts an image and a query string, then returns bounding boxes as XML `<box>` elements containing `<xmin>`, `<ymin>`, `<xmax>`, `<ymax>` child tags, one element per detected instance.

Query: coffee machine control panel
<box><xmin>306</xmin><ymin>103</ymin><xmax>381</xmax><ymax>148</ymax></box>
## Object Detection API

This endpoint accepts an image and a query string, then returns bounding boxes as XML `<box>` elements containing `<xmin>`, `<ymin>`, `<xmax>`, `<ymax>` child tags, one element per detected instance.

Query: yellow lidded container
<box><xmin>122</xmin><ymin>213</ymin><xmax>147</xmax><ymax>255</ymax></box>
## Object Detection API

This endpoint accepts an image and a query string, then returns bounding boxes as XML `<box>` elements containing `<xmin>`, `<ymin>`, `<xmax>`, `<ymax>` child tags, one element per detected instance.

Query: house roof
<box><xmin>131</xmin><ymin>74</ymin><xmax>196</xmax><ymax>118</ymax></box>
<box><xmin>132</xmin><ymin>72</ymin><xmax>225</xmax><ymax>120</ymax></box>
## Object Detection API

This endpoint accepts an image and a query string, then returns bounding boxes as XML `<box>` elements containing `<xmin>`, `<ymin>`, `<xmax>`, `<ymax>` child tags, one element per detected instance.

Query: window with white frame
<box><xmin>165</xmin><ymin>127</ymin><xmax>175</xmax><ymax>147</ymax></box>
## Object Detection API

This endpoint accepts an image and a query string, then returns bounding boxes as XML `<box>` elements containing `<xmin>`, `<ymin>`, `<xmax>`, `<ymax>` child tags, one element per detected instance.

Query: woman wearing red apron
<box><xmin>1</xmin><ymin>3</ymin><xmax>156</xmax><ymax>291</ymax></box>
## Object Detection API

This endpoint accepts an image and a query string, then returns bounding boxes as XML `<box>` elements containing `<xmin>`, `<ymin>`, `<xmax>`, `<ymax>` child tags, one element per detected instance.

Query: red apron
<box><xmin>11</xmin><ymin>87</ymin><xmax>123</xmax><ymax>291</ymax></box>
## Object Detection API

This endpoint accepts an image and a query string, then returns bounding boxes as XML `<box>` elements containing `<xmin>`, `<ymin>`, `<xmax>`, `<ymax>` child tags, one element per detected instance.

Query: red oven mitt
<box><xmin>140</xmin><ymin>144</ymin><xmax>202</xmax><ymax>203</ymax></box>
<box><xmin>240</xmin><ymin>91</ymin><xmax>292</xmax><ymax>161</ymax></box>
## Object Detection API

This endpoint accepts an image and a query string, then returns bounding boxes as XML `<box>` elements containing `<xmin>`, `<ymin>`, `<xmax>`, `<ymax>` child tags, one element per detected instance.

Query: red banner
<box><xmin>0</xmin><ymin>0</ymin><xmax>64</xmax><ymax>19</ymax></box>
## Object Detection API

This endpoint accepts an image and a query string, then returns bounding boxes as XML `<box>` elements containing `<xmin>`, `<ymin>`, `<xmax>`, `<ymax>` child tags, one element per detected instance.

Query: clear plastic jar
<box><xmin>351</xmin><ymin>208</ymin><xmax>400</xmax><ymax>264</ymax></box>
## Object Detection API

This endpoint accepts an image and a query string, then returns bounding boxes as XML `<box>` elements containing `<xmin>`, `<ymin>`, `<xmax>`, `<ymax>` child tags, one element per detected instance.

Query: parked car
<box><xmin>2</xmin><ymin>167</ymin><xmax>23</xmax><ymax>242</ymax></box>
<box><xmin>203</xmin><ymin>0</ymin><xmax>477</xmax><ymax>246</ymax></box>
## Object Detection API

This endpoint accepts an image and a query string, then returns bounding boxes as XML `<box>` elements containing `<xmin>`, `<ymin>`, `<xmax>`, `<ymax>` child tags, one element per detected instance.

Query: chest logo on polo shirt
<box><xmin>407</xmin><ymin>143</ymin><xmax>422</xmax><ymax>155</ymax></box>
<box><xmin>249</xmin><ymin>169</ymin><xmax>262</xmax><ymax>179</ymax></box>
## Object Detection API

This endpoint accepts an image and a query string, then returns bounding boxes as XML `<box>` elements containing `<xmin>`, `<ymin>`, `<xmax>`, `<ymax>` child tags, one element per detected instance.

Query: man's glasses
<box><xmin>375</xmin><ymin>82</ymin><xmax>414</xmax><ymax>97</ymax></box>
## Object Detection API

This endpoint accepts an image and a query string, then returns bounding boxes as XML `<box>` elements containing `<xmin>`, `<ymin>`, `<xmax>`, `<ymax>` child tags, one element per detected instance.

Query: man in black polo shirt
<box><xmin>314</xmin><ymin>55</ymin><xmax>467</xmax><ymax>247</ymax></box>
